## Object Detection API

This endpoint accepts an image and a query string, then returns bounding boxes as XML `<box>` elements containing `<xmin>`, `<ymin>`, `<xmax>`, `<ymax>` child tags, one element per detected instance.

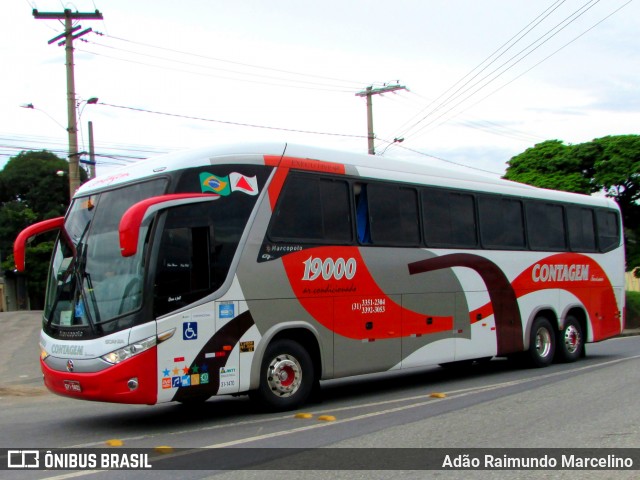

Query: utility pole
<box><xmin>356</xmin><ymin>83</ymin><xmax>406</xmax><ymax>155</ymax></box>
<box><xmin>87</xmin><ymin>121</ymin><xmax>96</xmax><ymax>179</ymax></box>
<box><xmin>33</xmin><ymin>8</ymin><xmax>103</xmax><ymax>197</ymax></box>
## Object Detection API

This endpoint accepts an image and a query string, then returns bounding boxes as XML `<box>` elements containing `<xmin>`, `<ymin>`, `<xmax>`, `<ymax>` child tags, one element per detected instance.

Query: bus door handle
<box><xmin>365</xmin><ymin>321</ymin><xmax>373</xmax><ymax>330</ymax></box>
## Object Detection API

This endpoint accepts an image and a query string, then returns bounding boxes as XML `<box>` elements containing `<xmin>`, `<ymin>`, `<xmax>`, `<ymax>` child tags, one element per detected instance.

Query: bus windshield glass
<box><xmin>44</xmin><ymin>179</ymin><xmax>168</xmax><ymax>338</ymax></box>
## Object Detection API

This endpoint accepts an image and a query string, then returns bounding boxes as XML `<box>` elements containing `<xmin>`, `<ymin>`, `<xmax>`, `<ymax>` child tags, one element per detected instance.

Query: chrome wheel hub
<box><xmin>535</xmin><ymin>327</ymin><xmax>552</xmax><ymax>358</ymax></box>
<box><xmin>564</xmin><ymin>324</ymin><xmax>581</xmax><ymax>354</ymax></box>
<box><xmin>267</xmin><ymin>354</ymin><xmax>302</xmax><ymax>397</ymax></box>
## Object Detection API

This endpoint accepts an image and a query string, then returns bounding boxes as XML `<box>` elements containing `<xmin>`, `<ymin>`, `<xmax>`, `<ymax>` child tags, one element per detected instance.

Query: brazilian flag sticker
<box><xmin>200</xmin><ymin>173</ymin><xmax>231</xmax><ymax>195</ymax></box>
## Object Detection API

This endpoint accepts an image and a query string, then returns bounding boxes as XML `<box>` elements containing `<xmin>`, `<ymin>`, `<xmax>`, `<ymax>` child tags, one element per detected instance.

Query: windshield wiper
<box><xmin>77</xmin><ymin>241</ymin><xmax>101</xmax><ymax>325</ymax></box>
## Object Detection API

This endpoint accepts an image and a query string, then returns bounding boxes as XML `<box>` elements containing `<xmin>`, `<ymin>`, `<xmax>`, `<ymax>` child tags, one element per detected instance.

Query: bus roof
<box><xmin>75</xmin><ymin>142</ymin><xmax>618</xmax><ymax>210</ymax></box>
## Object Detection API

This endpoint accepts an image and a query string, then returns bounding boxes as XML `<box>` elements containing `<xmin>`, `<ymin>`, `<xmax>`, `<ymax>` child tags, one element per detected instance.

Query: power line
<box><xmin>389</xmin><ymin>0</ymin><xmax>569</xmax><ymax>141</ymax></box>
<box><xmin>96</xmin><ymin>101</ymin><xmax>369</xmax><ymax>139</ymax></box>
<box><xmin>376</xmin><ymin>137</ymin><xmax>504</xmax><ymax>176</ymax></box>
<box><xmin>373</xmin><ymin>90</ymin><xmax>544</xmax><ymax>154</ymax></box>
<box><xmin>77</xmin><ymin>45</ymin><xmax>357</xmax><ymax>93</ymax></box>
<box><xmin>97</xmin><ymin>32</ymin><xmax>367</xmax><ymax>88</ymax></box>
<box><xmin>462</xmin><ymin>0</ymin><xmax>636</xmax><ymax>114</ymax></box>
<box><xmin>33</xmin><ymin>7</ymin><xmax>104</xmax><ymax>196</ymax></box>
<box><xmin>355</xmin><ymin>83</ymin><xmax>407</xmax><ymax>154</ymax></box>
<box><xmin>398</xmin><ymin>0</ymin><xmax>603</xmax><ymax>143</ymax></box>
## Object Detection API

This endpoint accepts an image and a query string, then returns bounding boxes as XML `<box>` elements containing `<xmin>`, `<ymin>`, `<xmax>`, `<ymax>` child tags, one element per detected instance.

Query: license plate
<box><xmin>63</xmin><ymin>380</ymin><xmax>82</xmax><ymax>392</ymax></box>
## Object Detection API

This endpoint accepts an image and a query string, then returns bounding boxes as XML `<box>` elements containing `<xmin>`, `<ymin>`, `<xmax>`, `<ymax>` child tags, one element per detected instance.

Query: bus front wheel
<box><xmin>250</xmin><ymin>339</ymin><xmax>314</xmax><ymax>411</ymax></box>
<box><xmin>527</xmin><ymin>316</ymin><xmax>555</xmax><ymax>368</ymax></box>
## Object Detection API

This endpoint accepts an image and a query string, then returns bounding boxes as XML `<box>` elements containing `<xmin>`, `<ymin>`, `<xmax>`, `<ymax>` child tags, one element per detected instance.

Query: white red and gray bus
<box><xmin>14</xmin><ymin>142</ymin><xmax>625</xmax><ymax>411</ymax></box>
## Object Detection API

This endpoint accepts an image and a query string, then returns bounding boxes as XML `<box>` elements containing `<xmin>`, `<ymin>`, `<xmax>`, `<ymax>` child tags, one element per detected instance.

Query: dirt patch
<box><xmin>0</xmin><ymin>385</ymin><xmax>49</xmax><ymax>397</ymax></box>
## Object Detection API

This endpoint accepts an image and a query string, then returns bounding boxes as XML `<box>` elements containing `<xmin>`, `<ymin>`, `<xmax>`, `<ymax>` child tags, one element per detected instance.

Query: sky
<box><xmin>2</xmin><ymin>0</ymin><xmax>639</xmax><ymax>178</ymax></box>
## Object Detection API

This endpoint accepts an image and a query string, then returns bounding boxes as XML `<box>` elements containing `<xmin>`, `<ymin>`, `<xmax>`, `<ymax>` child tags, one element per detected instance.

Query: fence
<box><xmin>627</xmin><ymin>271</ymin><xmax>640</xmax><ymax>292</ymax></box>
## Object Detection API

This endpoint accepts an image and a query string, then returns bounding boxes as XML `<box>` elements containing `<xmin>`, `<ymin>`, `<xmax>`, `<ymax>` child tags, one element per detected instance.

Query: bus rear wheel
<box><xmin>556</xmin><ymin>315</ymin><xmax>583</xmax><ymax>363</ymax></box>
<box><xmin>250</xmin><ymin>339</ymin><xmax>314</xmax><ymax>411</ymax></box>
<box><xmin>527</xmin><ymin>316</ymin><xmax>555</xmax><ymax>368</ymax></box>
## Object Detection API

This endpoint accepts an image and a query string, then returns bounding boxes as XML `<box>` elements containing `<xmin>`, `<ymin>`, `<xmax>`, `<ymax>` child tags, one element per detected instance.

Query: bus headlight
<box><xmin>101</xmin><ymin>336</ymin><xmax>156</xmax><ymax>365</ymax></box>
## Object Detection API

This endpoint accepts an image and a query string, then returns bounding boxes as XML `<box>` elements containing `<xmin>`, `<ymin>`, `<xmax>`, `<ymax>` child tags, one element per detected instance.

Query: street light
<box><xmin>21</xmin><ymin>97</ymin><xmax>99</xmax><ymax>190</ymax></box>
<box><xmin>20</xmin><ymin>103</ymin><xmax>67</xmax><ymax>131</ymax></box>
<box><xmin>379</xmin><ymin>137</ymin><xmax>405</xmax><ymax>156</ymax></box>
<box><xmin>78</xmin><ymin>98</ymin><xmax>99</xmax><ymax>180</ymax></box>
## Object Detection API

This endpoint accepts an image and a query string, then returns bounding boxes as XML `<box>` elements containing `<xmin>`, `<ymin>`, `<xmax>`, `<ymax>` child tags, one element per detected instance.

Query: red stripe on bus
<box><xmin>281</xmin><ymin>247</ymin><xmax>454</xmax><ymax>341</ymax></box>
<box><xmin>265</xmin><ymin>155</ymin><xmax>346</xmax><ymax>175</ymax></box>
<box><xmin>267</xmin><ymin>167</ymin><xmax>289</xmax><ymax>212</ymax></box>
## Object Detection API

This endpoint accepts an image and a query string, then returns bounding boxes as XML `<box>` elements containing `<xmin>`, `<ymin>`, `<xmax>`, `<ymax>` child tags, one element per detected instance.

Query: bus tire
<box><xmin>526</xmin><ymin>316</ymin><xmax>555</xmax><ymax>368</ymax></box>
<box><xmin>556</xmin><ymin>315</ymin><xmax>583</xmax><ymax>363</ymax></box>
<box><xmin>250</xmin><ymin>339</ymin><xmax>314</xmax><ymax>411</ymax></box>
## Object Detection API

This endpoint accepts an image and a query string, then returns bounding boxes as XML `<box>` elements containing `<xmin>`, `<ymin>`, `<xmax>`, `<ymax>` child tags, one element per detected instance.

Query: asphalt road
<box><xmin>1</xmin><ymin>312</ymin><xmax>640</xmax><ymax>479</ymax></box>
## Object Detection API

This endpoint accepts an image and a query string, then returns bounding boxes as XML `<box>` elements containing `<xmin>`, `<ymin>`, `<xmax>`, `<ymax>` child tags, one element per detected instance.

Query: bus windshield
<box><xmin>44</xmin><ymin>179</ymin><xmax>168</xmax><ymax>338</ymax></box>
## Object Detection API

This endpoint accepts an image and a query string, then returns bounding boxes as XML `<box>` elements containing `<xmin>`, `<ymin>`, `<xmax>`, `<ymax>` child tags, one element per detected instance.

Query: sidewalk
<box><xmin>619</xmin><ymin>328</ymin><xmax>640</xmax><ymax>337</ymax></box>
<box><xmin>0</xmin><ymin>311</ymin><xmax>47</xmax><ymax>397</ymax></box>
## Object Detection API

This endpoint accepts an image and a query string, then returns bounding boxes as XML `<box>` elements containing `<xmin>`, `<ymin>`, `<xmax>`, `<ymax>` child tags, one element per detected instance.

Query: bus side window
<box><xmin>269</xmin><ymin>175</ymin><xmax>351</xmax><ymax>243</ymax></box>
<box><xmin>154</xmin><ymin>224</ymin><xmax>211</xmax><ymax>316</ymax></box>
<box><xmin>526</xmin><ymin>202</ymin><xmax>566</xmax><ymax>251</ymax></box>
<box><xmin>423</xmin><ymin>189</ymin><xmax>477</xmax><ymax>248</ymax></box>
<box><xmin>567</xmin><ymin>207</ymin><xmax>597</xmax><ymax>252</ymax></box>
<box><xmin>478</xmin><ymin>196</ymin><xmax>525</xmax><ymax>249</ymax></box>
<box><xmin>367</xmin><ymin>183</ymin><xmax>420</xmax><ymax>246</ymax></box>
<box><xmin>153</xmin><ymin>200</ymin><xmax>242</xmax><ymax>317</ymax></box>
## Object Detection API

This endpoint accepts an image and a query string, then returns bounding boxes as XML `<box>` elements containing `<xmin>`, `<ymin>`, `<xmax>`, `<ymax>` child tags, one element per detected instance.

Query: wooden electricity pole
<box><xmin>33</xmin><ymin>8</ymin><xmax>103</xmax><ymax>197</ymax></box>
<box><xmin>356</xmin><ymin>83</ymin><xmax>406</xmax><ymax>155</ymax></box>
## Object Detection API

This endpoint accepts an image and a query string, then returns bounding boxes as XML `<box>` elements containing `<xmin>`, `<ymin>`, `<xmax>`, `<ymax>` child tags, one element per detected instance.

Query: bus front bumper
<box><xmin>41</xmin><ymin>347</ymin><xmax>157</xmax><ymax>405</ymax></box>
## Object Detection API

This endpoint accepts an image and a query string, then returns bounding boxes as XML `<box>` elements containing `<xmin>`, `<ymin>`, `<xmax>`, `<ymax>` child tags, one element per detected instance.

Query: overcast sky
<box><xmin>2</xmin><ymin>0</ymin><xmax>639</xmax><ymax>177</ymax></box>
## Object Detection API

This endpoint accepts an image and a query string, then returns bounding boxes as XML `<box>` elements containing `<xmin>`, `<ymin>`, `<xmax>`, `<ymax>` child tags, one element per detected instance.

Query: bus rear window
<box><xmin>596</xmin><ymin>210</ymin><xmax>621</xmax><ymax>252</ymax></box>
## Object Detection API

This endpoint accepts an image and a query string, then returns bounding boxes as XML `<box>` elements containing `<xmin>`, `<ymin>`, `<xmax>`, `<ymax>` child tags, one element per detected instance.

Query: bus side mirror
<box><xmin>14</xmin><ymin>217</ymin><xmax>65</xmax><ymax>272</ymax></box>
<box><xmin>119</xmin><ymin>193</ymin><xmax>218</xmax><ymax>257</ymax></box>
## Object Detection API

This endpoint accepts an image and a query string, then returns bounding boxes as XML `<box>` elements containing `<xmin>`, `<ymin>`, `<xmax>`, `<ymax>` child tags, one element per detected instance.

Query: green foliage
<box><xmin>504</xmin><ymin>140</ymin><xmax>593</xmax><ymax>194</ymax></box>
<box><xmin>0</xmin><ymin>150</ymin><xmax>87</xmax><ymax>308</ymax></box>
<box><xmin>592</xmin><ymin>135</ymin><xmax>640</xmax><ymax>230</ymax></box>
<box><xmin>504</xmin><ymin>135</ymin><xmax>640</xmax><ymax>272</ymax></box>
<box><xmin>0</xmin><ymin>150</ymin><xmax>70</xmax><ymax>218</ymax></box>
<box><xmin>0</xmin><ymin>201</ymin><xmax>38</xmax><ymax>255</ymax></box>
<box><xmin>626</xmin><ymin>291</ymin><xmax>640</xmax><ymax>329</ymax></box>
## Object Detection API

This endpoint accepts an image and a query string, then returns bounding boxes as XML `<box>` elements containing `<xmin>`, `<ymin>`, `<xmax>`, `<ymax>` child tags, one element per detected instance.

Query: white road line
<box><xmin>34</xmin><ymin>352</ymin><xmax>640</xmax><ymax>479</ymax></box>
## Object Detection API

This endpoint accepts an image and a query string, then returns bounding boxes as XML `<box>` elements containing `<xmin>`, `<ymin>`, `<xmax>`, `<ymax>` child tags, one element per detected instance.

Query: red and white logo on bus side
<box><xmin>531</xmin><ymin>263</ymin><xmax>590</xmax><ymax>283</ymax></box>
<box><xmin>302</xmin><ymin>256</ymin><xmax>357</xmax><ymax>281</ymax></box>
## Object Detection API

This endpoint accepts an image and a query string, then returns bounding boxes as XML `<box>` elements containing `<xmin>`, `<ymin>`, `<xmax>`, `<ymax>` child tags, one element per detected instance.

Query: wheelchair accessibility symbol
<box><xmin>183</xmin><ymin>322</ymin><xmax>198</xmax><ymax>340</ymax></box>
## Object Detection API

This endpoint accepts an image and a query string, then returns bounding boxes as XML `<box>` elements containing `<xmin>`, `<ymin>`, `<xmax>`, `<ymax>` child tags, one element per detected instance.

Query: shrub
<box><xmin>626</xmin><ymin>291</ymin><xmax>640</xmax><ymax>329</ymax></box>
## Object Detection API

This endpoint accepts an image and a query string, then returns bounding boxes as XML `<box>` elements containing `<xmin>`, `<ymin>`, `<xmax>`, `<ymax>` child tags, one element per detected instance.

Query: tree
<box><xmin>504</xmin><ymin>139</ymin><xmax>595</xmax><ymax>194</ymax></box>
<box><xmin>0</xmin><ymin>150</ymin><xmax>88</xmax><ymax>308</ymax></box>
<box><xmin>592</xmin><ymin>135</ymin><xmax>640</xmax><ymax>230</ymax></box>
<box><xmin>504</xmin><ymin>135</ymin><xmax>640</xmax><ymax>272</ymax></box>
<box><xmin>0</xmin><ymin>150</ymin><xmax>71</xmax><ymax>218</ymax></box>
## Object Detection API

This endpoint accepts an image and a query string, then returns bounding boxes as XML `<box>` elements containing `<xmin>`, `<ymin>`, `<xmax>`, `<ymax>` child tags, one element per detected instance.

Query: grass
<box><xmin>626</xmin><ymin>291</ymin><xmax>640</xmax><ymax>329</ymax></box>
